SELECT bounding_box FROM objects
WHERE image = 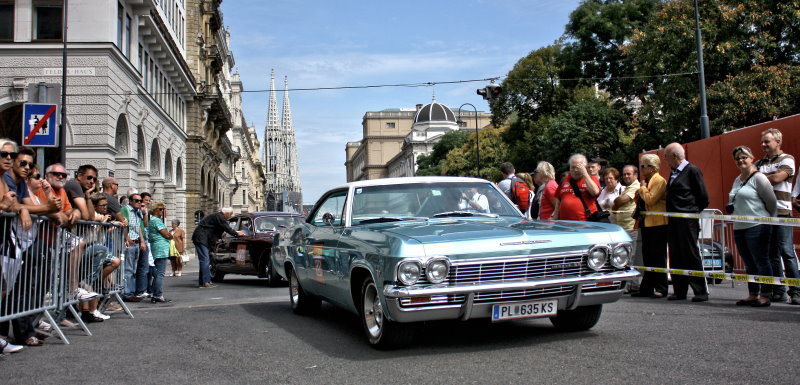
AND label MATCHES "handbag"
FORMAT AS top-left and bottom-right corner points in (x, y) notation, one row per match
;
(181, 252), (191, 264)
(570, 178), (610, 223)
